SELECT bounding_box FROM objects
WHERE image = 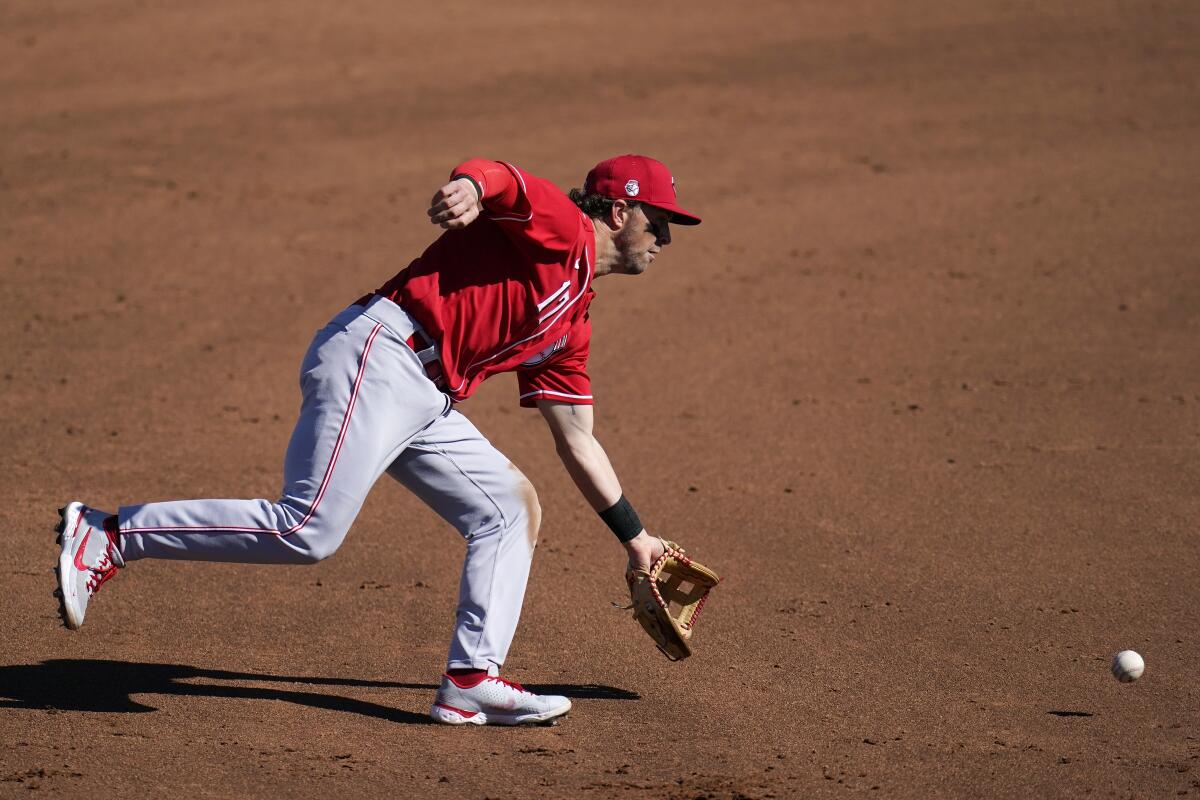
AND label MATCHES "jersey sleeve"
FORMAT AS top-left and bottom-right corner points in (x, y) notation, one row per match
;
(516, 325), (593, 408)
(451, 159), (584, 254)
